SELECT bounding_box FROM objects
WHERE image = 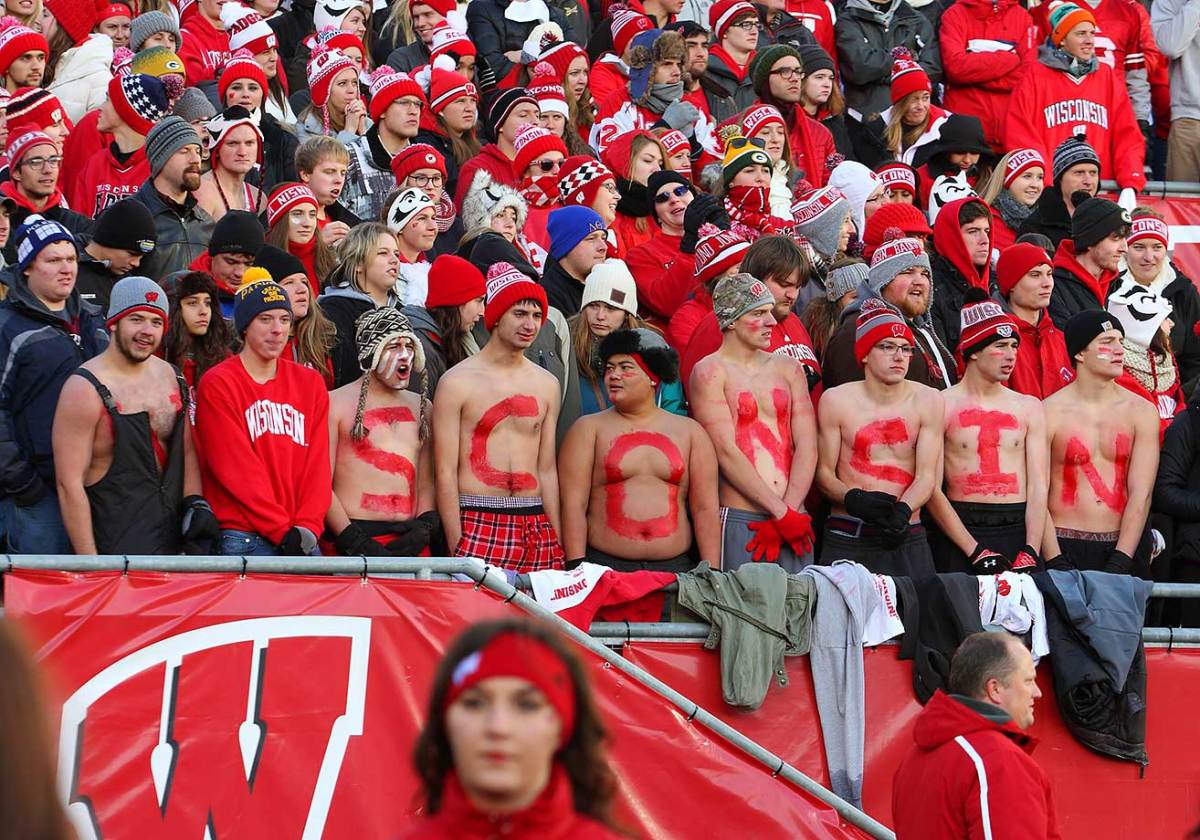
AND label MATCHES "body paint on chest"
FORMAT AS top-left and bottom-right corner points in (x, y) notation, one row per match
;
(351, 406), (417, 517)
(953, 408), (1020, 496)
(1060, 433), (1131, 512)
(849, 417), (914, 486)
(468, 395), (539, 491)
(603, 430), (685, 540)
(734, 388), (792, 475)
